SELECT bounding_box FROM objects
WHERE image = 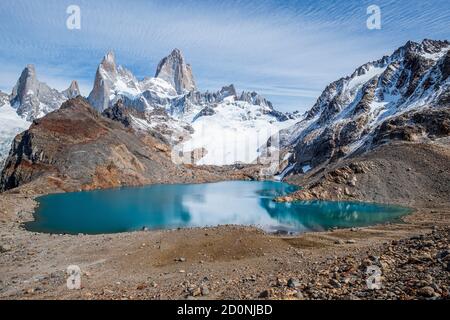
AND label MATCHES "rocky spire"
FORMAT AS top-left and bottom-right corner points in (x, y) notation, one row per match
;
(100, 51), (118, 78)
(10, 65), (66, 121)
(10, 64), (38, 107)
(63, 80), (81, 99)
(88, 51), (117, 112)
(238, 91), (274, 110)
(155, 49), (196, 94)
(219, 84), (237, 99)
